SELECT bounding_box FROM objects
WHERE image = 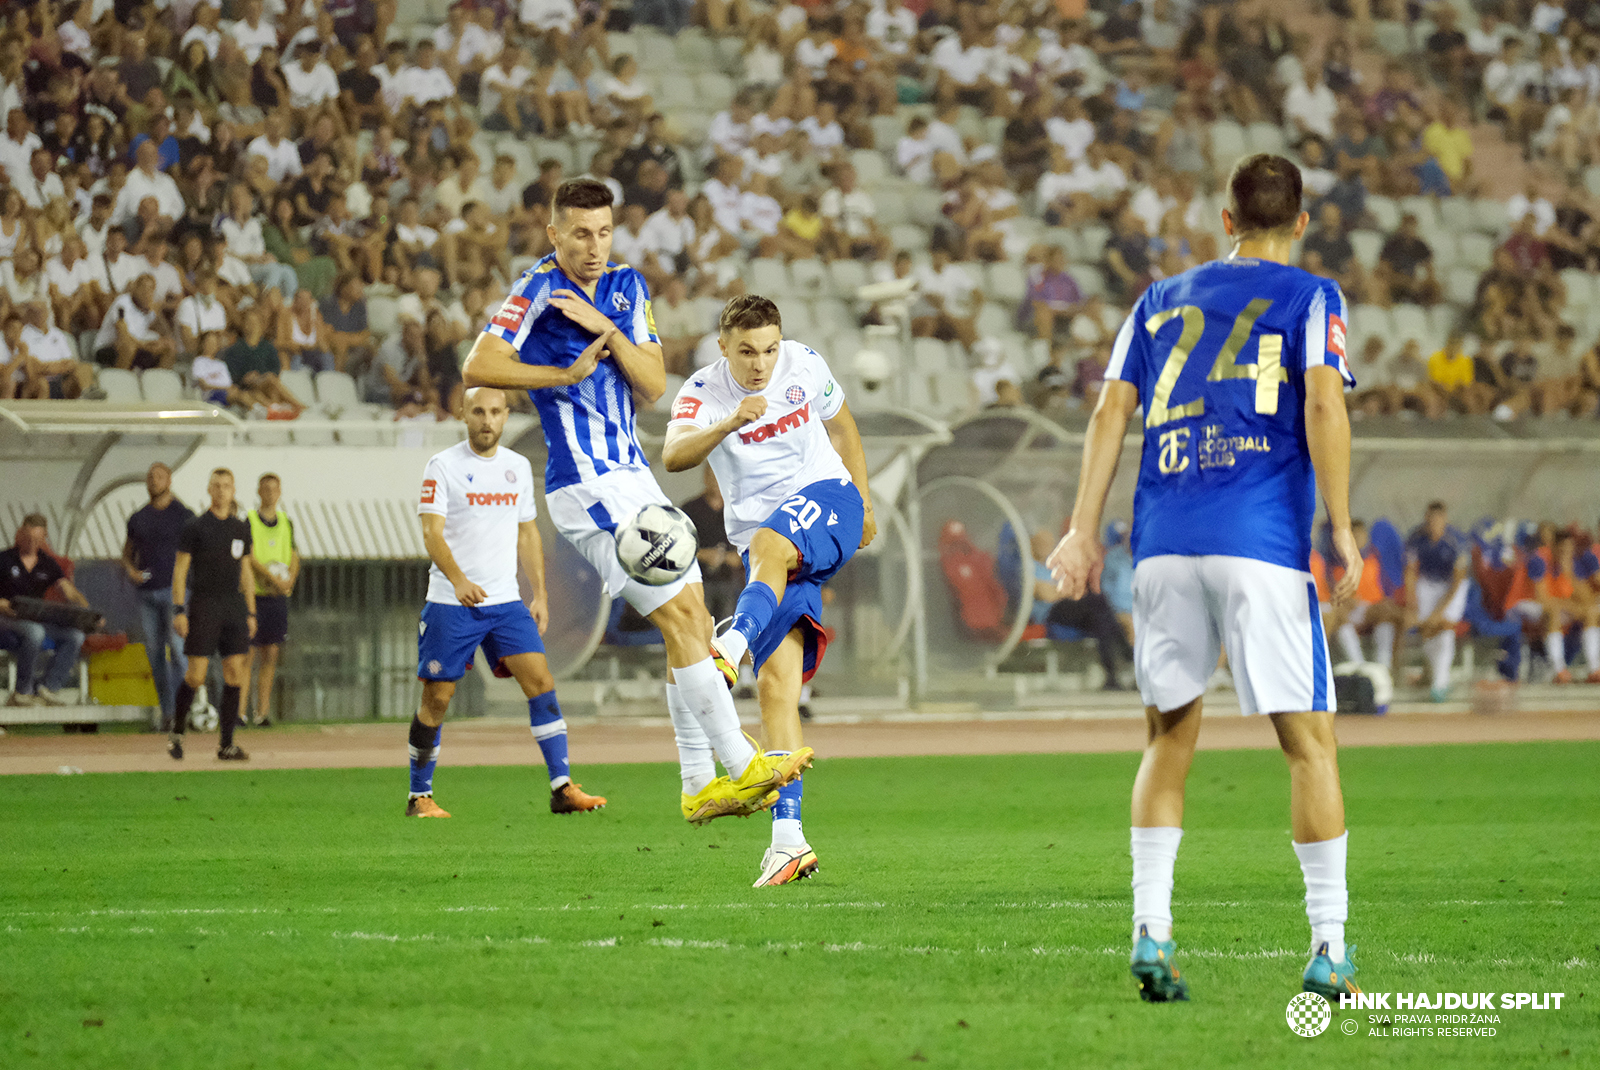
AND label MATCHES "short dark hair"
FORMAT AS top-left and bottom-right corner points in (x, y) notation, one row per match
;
(552, 178), (614, 217)
(1426, 500), (1447, 514)
(20, 512), (46, 530)
(719, 294), (782, 335)
(1225, 153), (1302, 238)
